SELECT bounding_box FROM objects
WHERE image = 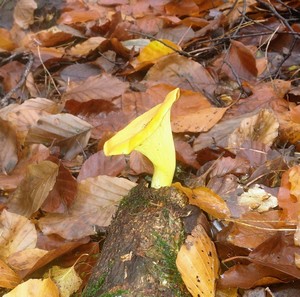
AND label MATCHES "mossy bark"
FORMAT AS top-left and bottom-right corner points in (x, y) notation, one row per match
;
(83, 183), (191, 297)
